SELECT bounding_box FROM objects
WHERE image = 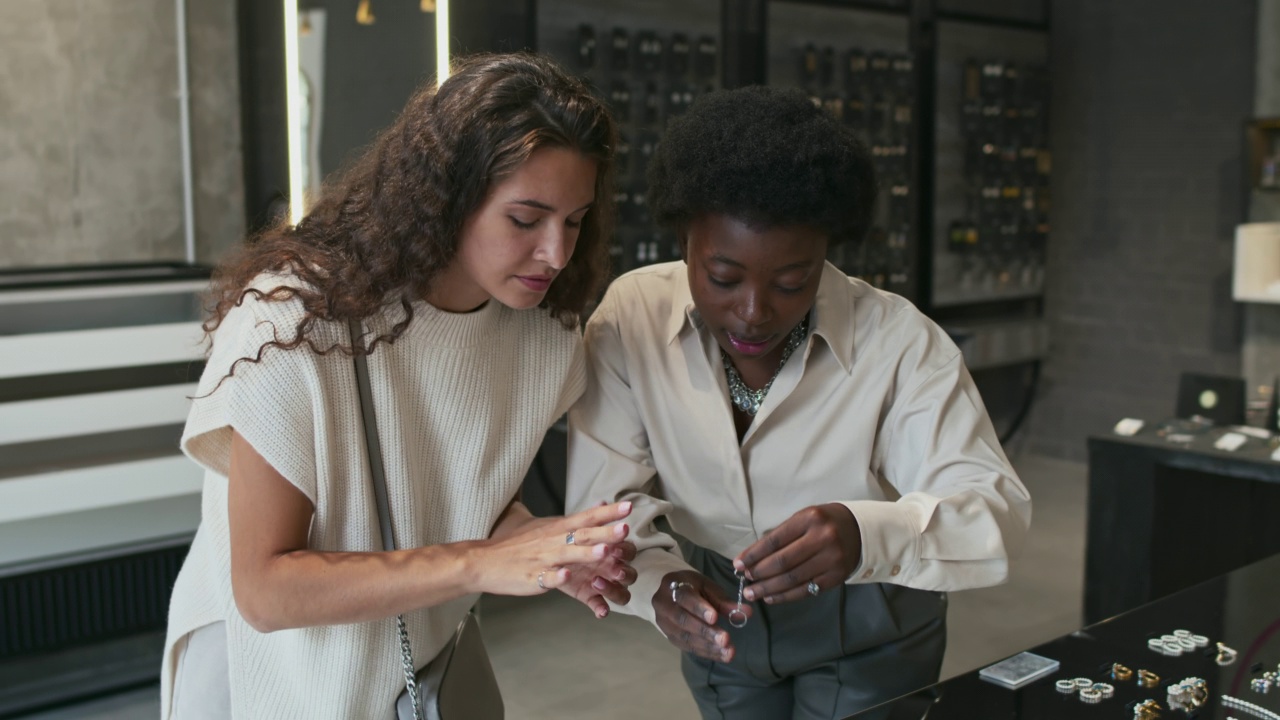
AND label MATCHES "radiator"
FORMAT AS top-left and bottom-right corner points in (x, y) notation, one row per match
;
(0, 537), (189, 659)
